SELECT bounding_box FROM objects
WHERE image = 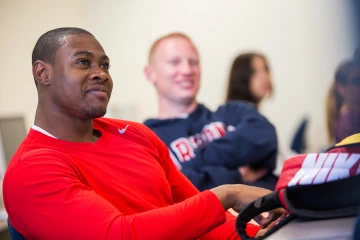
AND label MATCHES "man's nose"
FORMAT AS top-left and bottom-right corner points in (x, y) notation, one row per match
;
(179, 61), (193, 74)
(90, 65), (109, 82)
